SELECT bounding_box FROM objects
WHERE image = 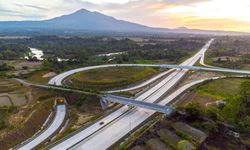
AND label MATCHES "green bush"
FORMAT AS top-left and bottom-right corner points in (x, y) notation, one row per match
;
(0, 120), (6, 130)
(177, 140), (195, 150)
